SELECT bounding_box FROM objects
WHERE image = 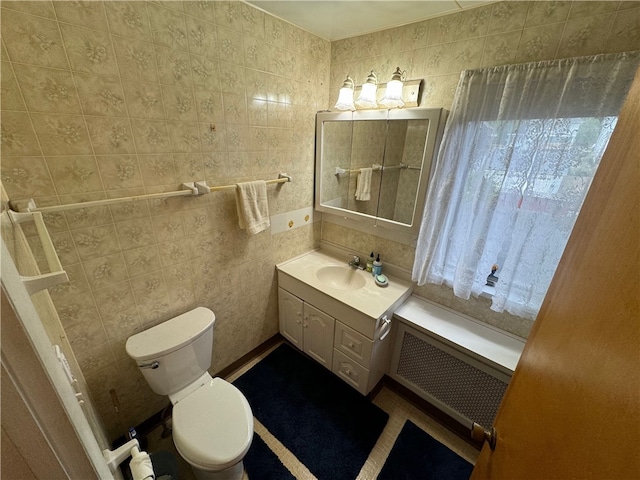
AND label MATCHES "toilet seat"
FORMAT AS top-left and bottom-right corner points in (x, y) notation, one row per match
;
(172, 377), (253, 471)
